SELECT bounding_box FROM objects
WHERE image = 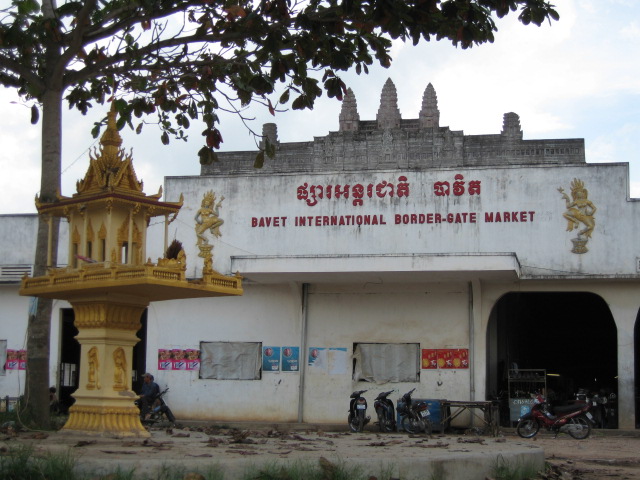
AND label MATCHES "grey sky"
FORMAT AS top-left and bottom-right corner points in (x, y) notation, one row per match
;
(1, 0), (638, 213)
